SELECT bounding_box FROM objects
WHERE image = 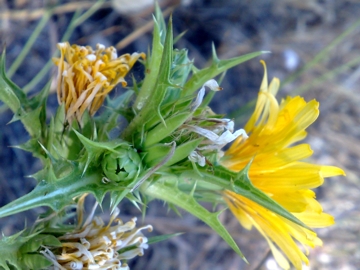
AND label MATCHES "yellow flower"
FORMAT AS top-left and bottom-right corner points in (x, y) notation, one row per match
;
(41, 194), (152, 270)
(221, 61), (345, 269)
(53, 42), (145, 123)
